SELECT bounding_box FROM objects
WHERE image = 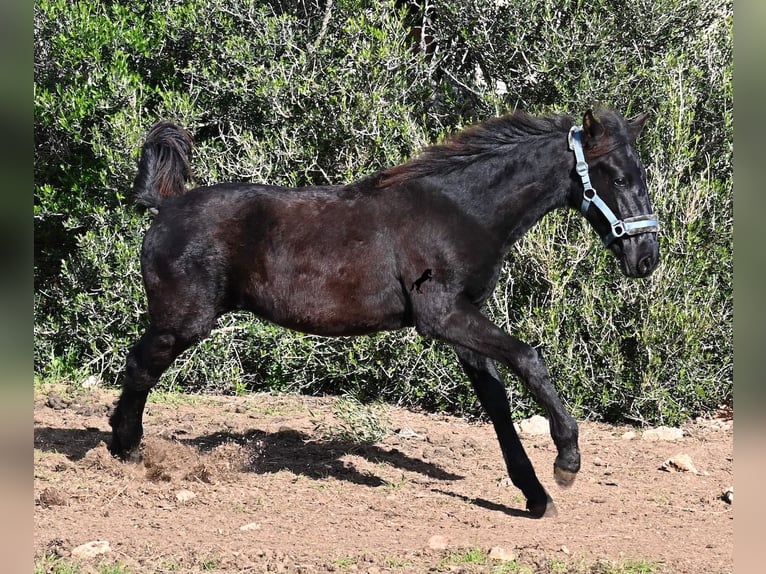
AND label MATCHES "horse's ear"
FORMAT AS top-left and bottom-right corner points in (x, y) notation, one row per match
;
(627, 112), (650, 141)
(582, 110), (604, 142)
